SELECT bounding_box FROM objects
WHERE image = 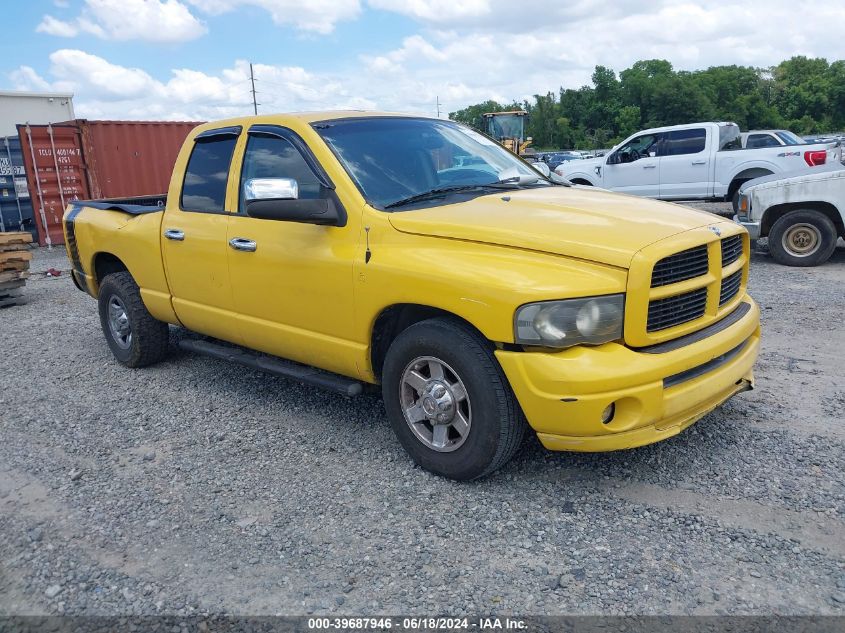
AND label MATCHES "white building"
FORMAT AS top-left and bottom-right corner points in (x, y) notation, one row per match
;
(0, 91), (75, 137)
